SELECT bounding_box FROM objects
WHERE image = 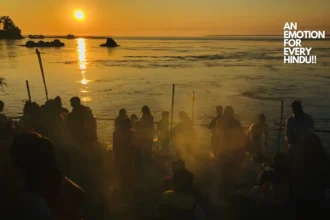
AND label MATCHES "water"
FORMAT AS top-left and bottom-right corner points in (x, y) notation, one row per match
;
(1, 36), (330, 151)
